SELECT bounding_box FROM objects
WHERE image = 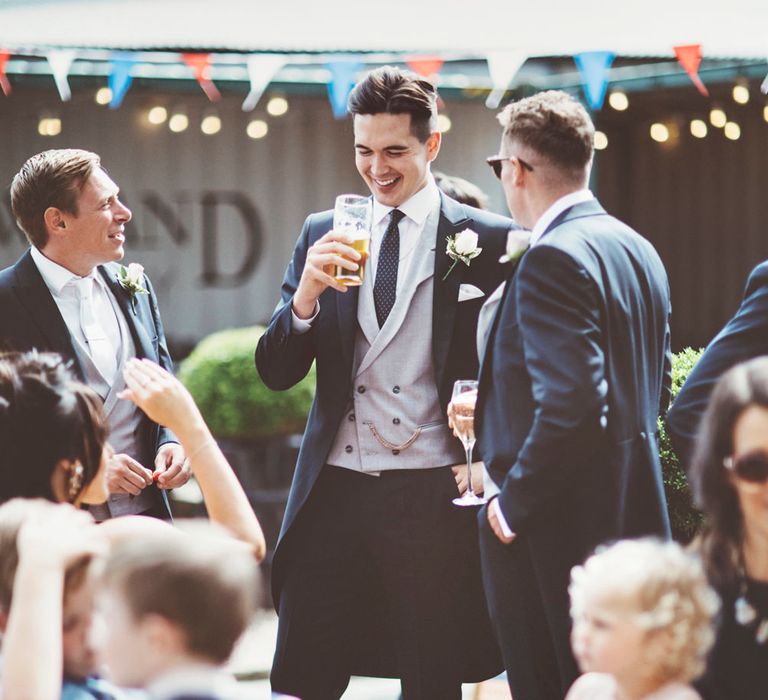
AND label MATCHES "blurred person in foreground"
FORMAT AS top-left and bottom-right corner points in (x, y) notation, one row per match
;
(0, 350), (265, 700)
(566, 539), (718, 700)
(689, 356), (768, 699)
